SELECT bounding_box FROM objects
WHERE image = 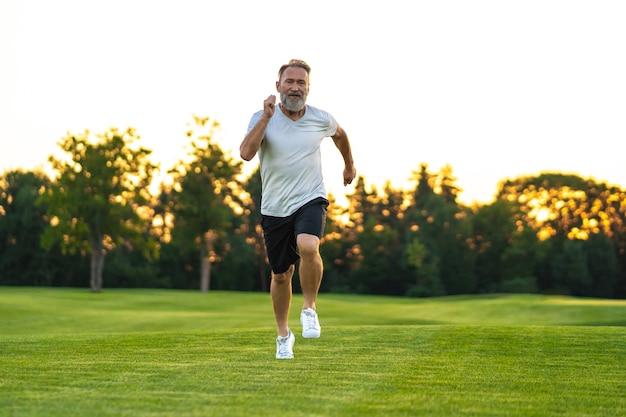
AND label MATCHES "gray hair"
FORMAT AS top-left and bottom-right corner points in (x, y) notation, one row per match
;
(278, 59), (311, 81)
